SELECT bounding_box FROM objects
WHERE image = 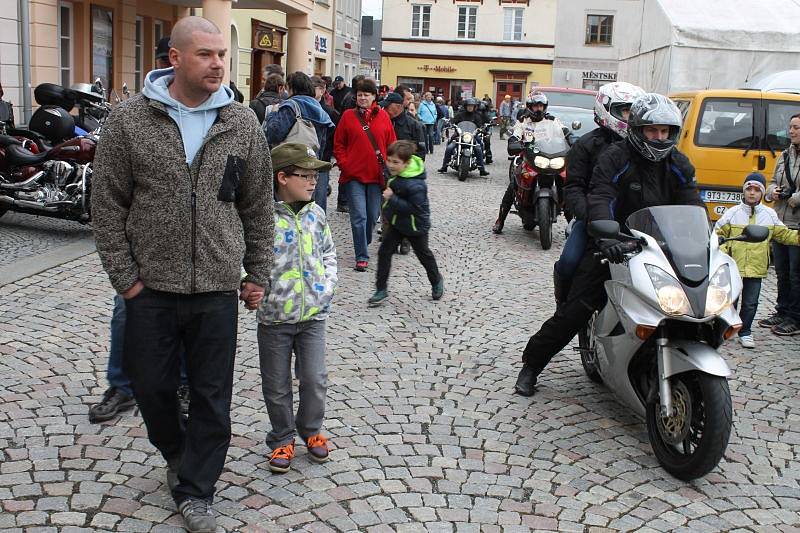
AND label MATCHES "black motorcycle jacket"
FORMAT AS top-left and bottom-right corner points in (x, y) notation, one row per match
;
(452, 110), (486, 128)
(392, 110), (427, 160)
(588, 141), (704, 225)
(564, 127), (621, 221)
